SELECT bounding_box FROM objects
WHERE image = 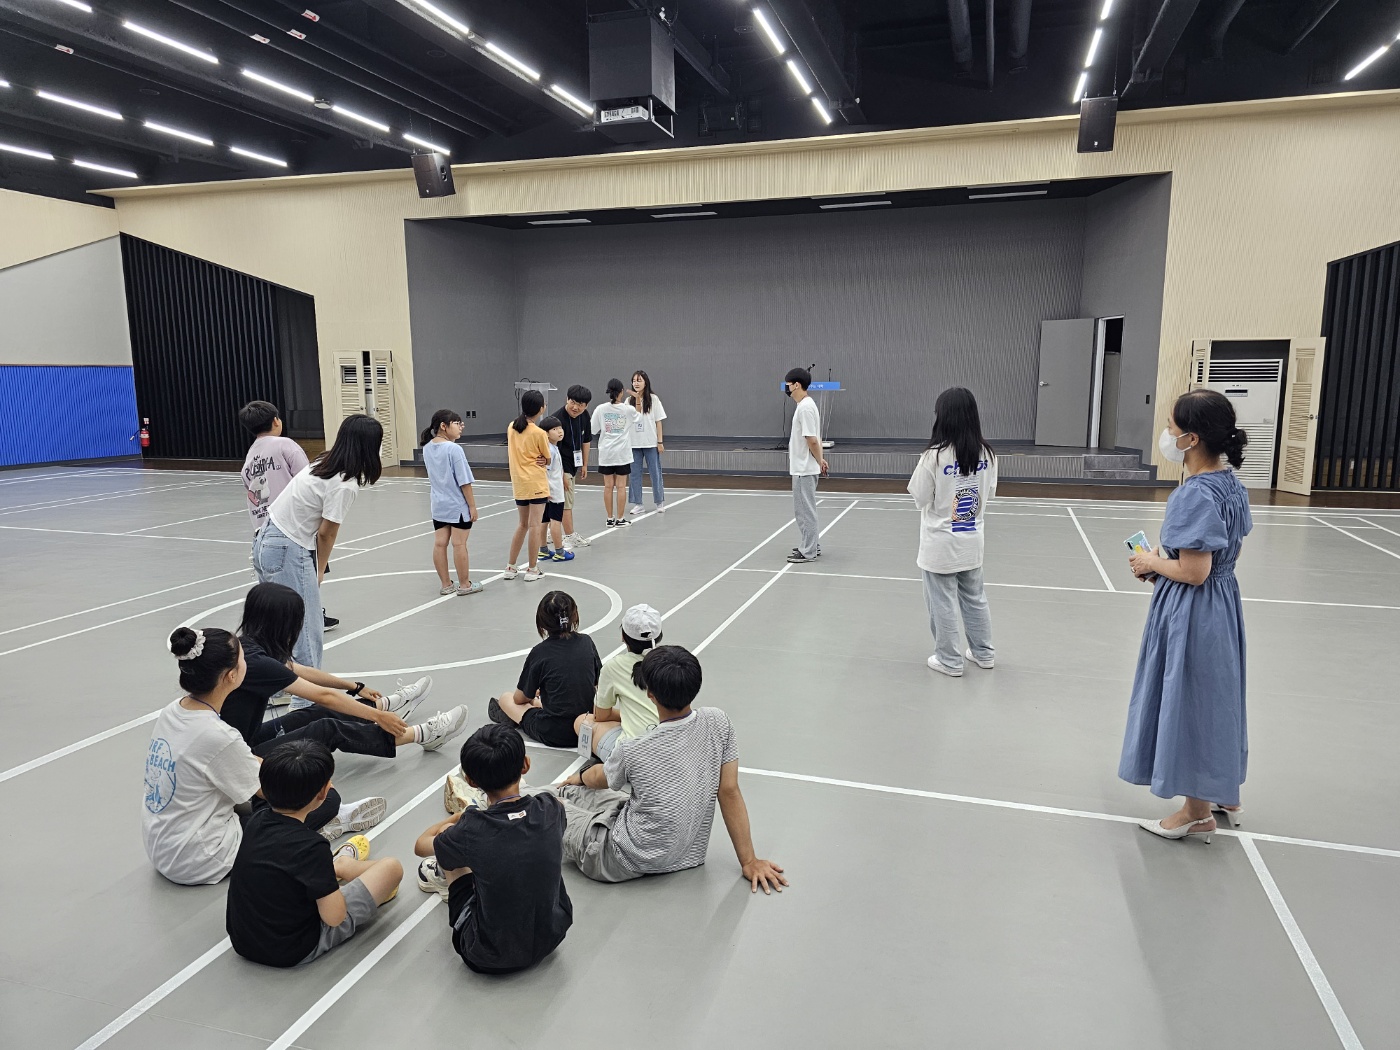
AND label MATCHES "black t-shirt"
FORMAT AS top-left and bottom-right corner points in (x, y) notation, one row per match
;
(556, 406), (592, 477)
(436, 793), (572, 973)
(517, 633), (602, 746)
(226, 808), (339, 967)
(221, 638), (298, 744)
